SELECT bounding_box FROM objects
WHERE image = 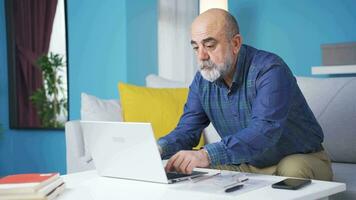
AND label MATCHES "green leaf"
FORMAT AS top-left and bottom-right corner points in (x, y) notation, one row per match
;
(30, 52), (67, 128)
